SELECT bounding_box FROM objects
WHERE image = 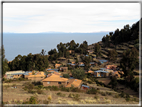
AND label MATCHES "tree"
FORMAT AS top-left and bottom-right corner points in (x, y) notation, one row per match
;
(108, 49), (118, 62)
(108, 76), (118, 89)
(1, 46), (9, 77)
(120, 47), (139, 78)
(40, 49), (46, 56)
(94, 43), (101, 57)
(63, 74), (70, 78)
(83, 56), (91, 70)
(71, 68), (85, 80)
